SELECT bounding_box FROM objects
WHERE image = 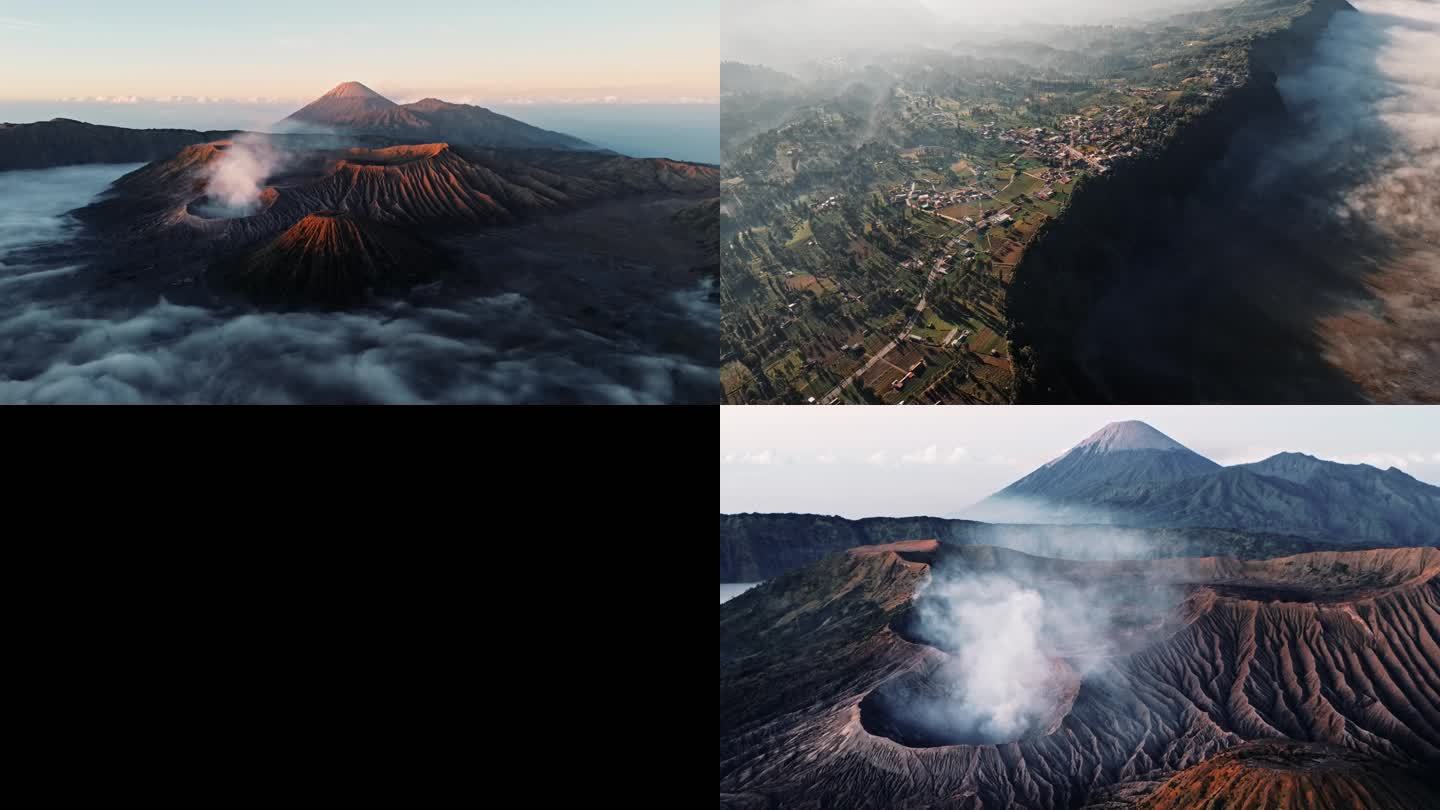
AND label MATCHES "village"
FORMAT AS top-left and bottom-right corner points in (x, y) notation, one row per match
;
(722, 41), (1255, 405)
